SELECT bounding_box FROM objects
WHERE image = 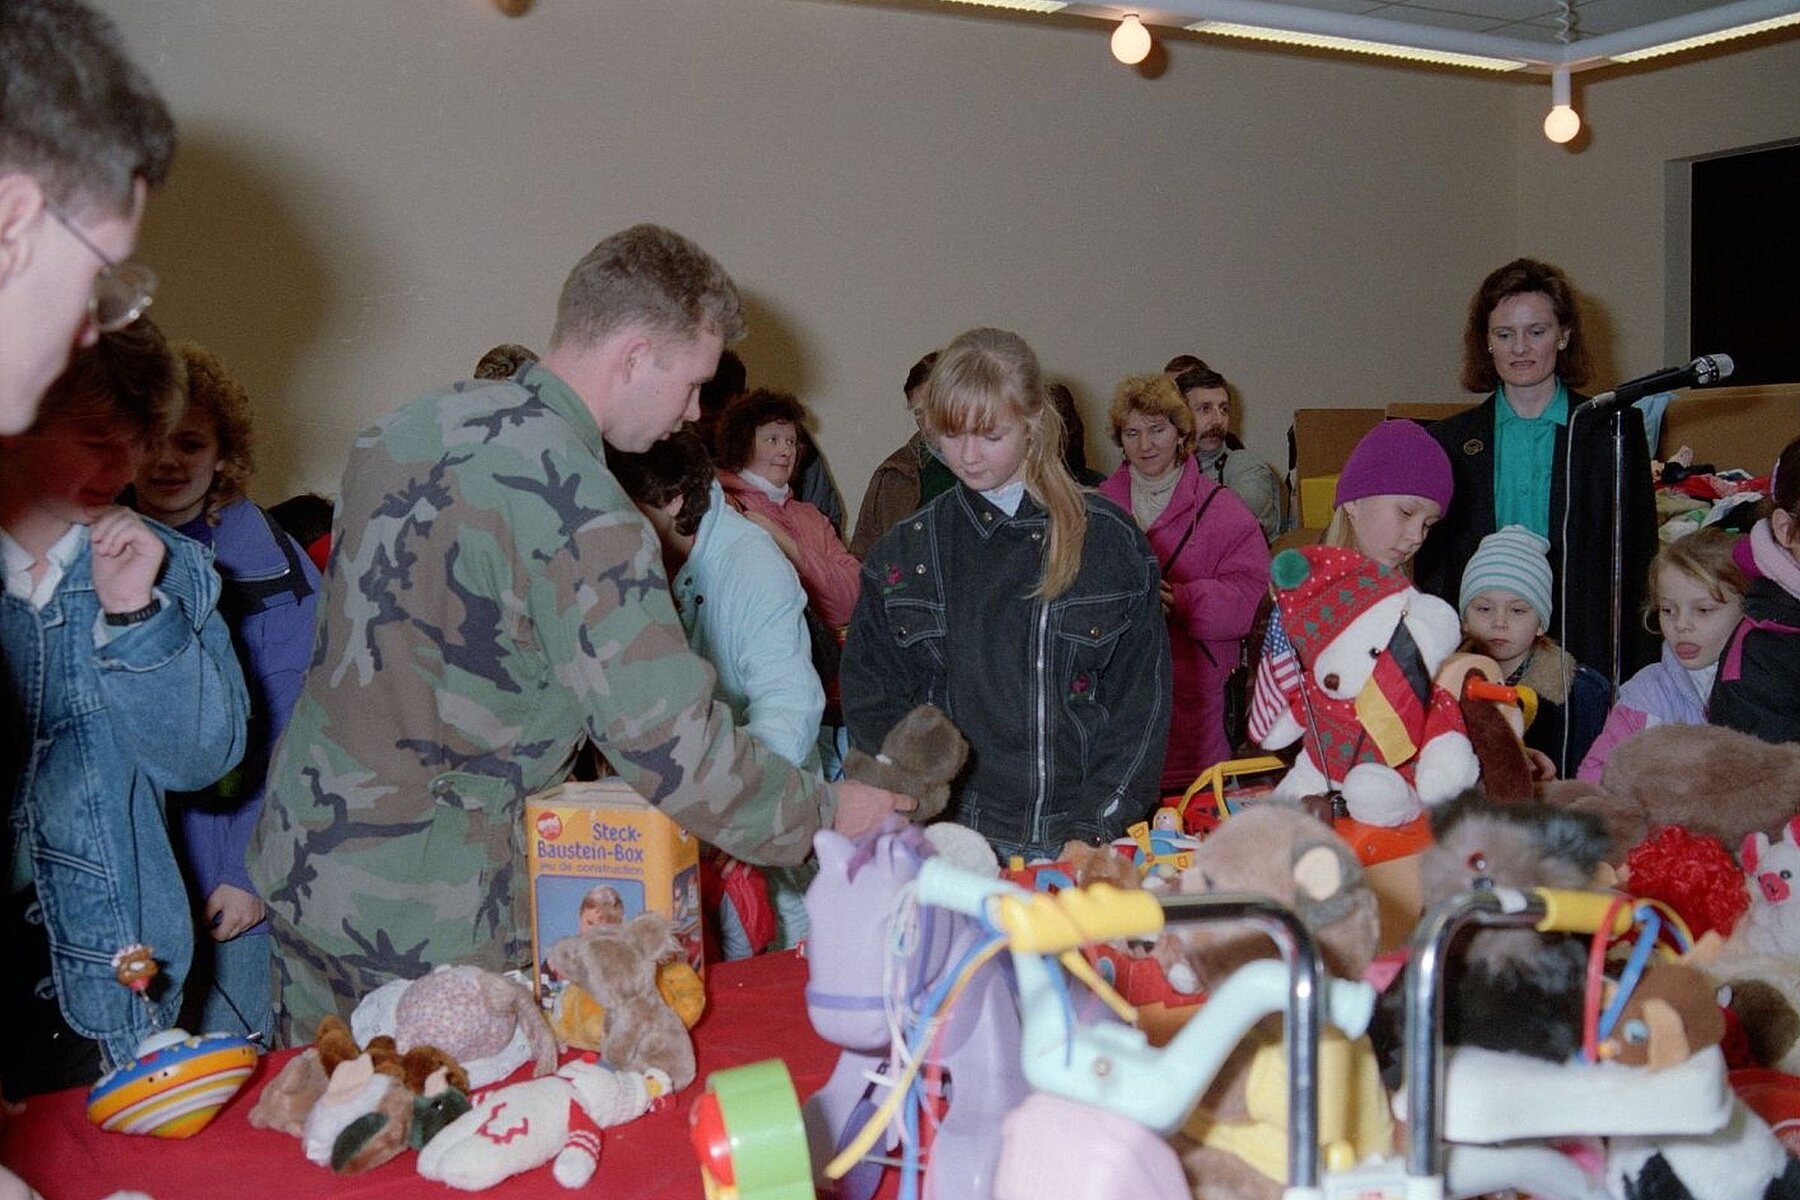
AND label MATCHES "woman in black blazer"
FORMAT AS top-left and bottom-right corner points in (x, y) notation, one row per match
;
(1415, 258), (1658, 689)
